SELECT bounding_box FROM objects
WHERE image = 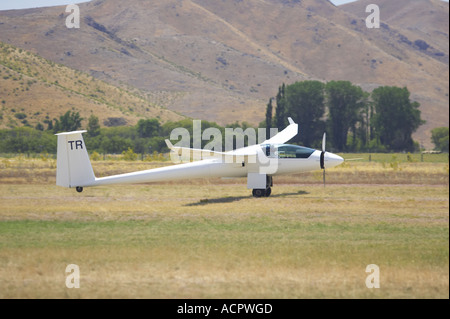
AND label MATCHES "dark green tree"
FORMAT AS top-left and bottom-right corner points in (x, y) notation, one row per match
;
(44, 119), (53, 131)
(371, 86), (424, 152)
(53, 111), (83, 133)
(100, 135), (133, 154)
(431, 127), (449, 152)
(274, 84), (287, 130)
(265, 98), (273, 140)
(137, 118), (161, 138)
(87, 114), (101, 137)
(35, 122), (44, 131)
(285, 80), (326, 147)
(360, 100), (375, 150)
(325, 81), (367, 151)
(0, 127), (56, 153)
